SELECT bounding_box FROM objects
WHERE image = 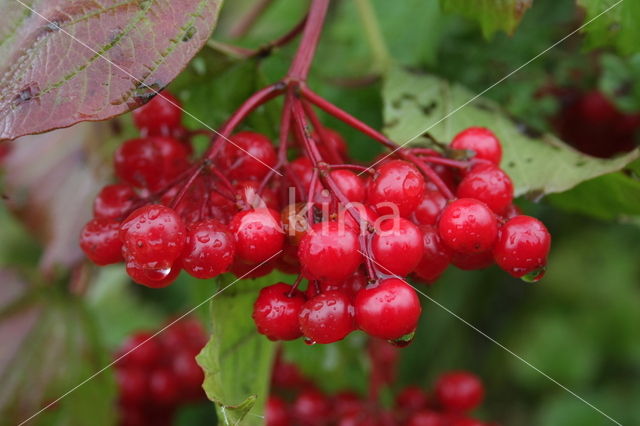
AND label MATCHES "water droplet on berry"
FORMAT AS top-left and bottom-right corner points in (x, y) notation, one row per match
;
(303, 337), (316, 345)
(388, 330), (415, 347)
(521, 266), (546, 283)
